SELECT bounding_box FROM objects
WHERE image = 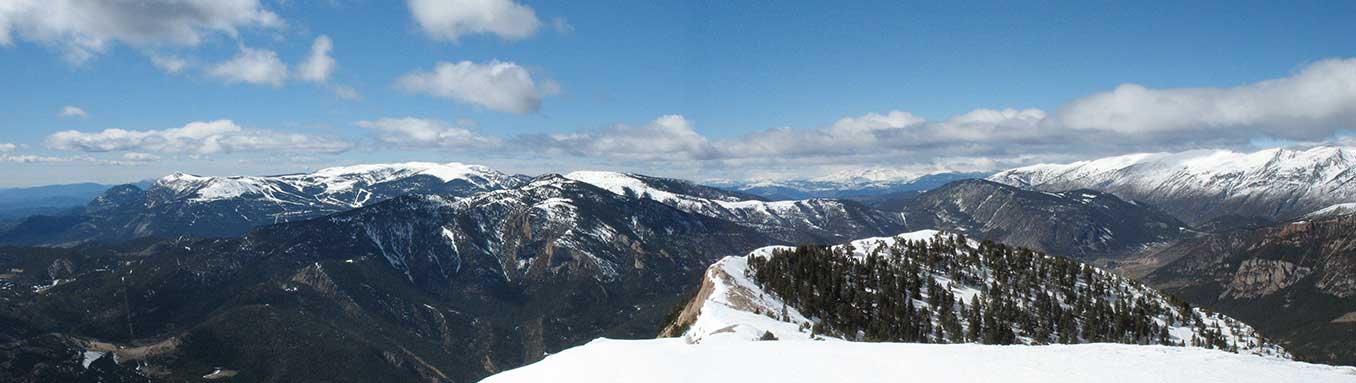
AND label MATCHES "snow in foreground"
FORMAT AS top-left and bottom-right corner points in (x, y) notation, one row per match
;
(482, 339), (1355, 383)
